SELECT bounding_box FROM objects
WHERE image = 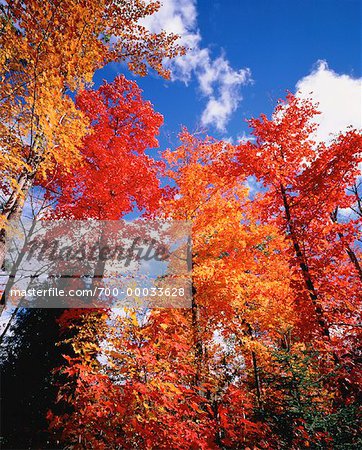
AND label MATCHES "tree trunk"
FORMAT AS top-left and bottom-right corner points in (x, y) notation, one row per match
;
(0, 151), (43, 315)
(187, 236), (203, 387)
(251, 350), (262, 409)
(330, 209), (362, 283)
(280, 183), (332, 340)
(0, 219), (38, 319)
